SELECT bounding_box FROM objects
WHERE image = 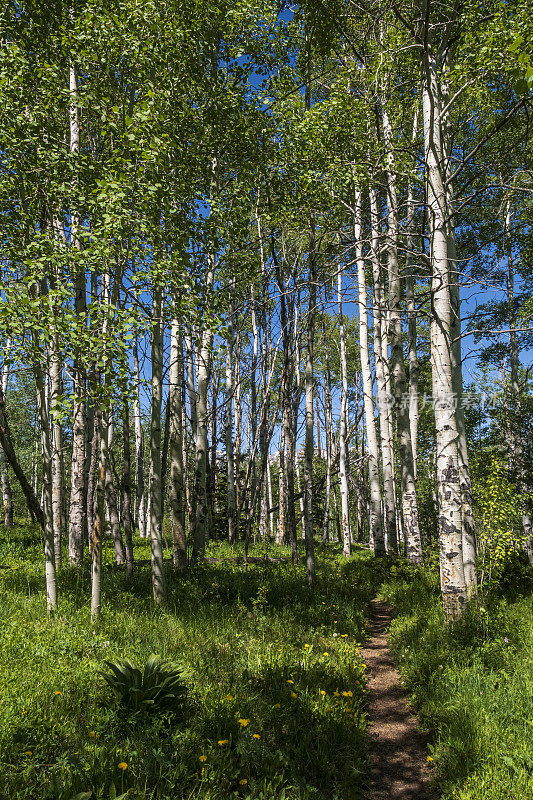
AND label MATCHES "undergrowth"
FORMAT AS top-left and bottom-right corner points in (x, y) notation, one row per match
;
(0, 524), (383, 800)
(380, 555), (533, 800)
